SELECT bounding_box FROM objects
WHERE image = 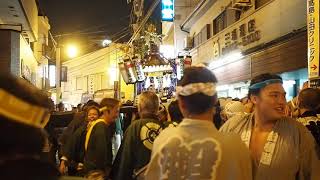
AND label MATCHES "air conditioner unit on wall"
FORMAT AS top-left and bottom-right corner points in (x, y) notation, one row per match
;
(183, 36), (193, 50)
(232, 0), (252, 8)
